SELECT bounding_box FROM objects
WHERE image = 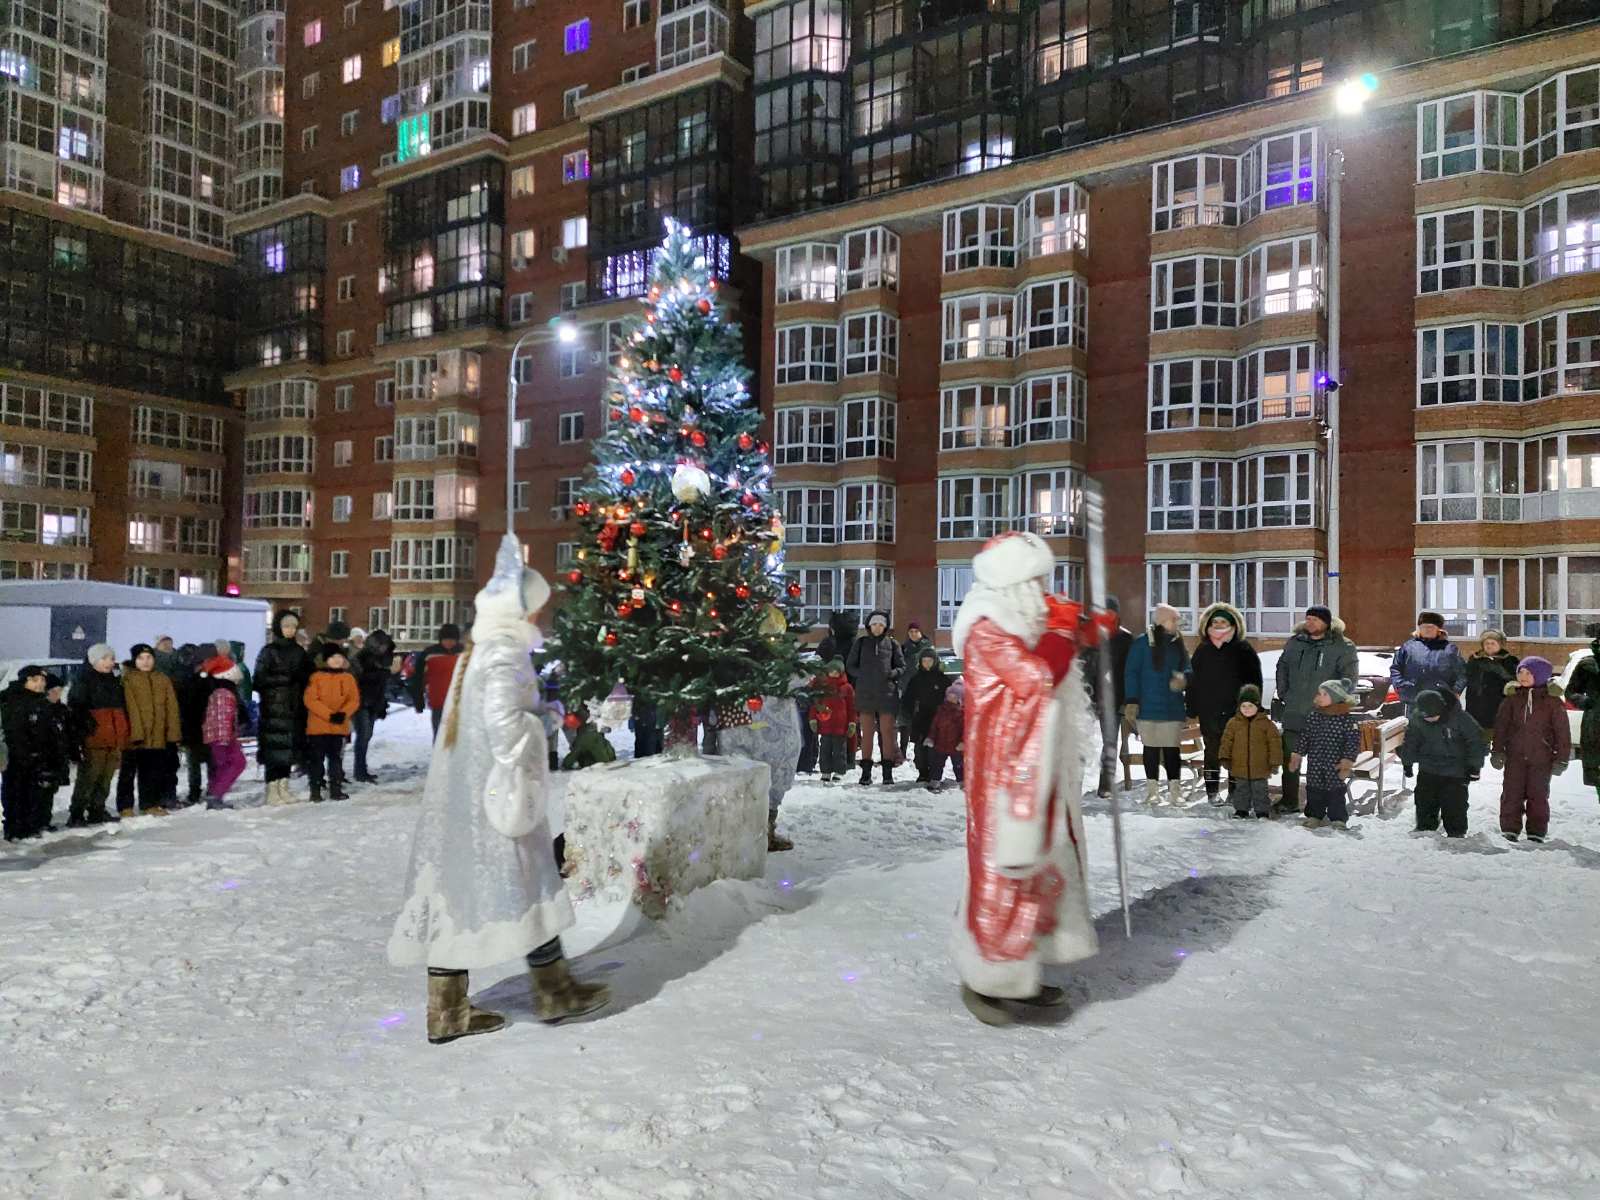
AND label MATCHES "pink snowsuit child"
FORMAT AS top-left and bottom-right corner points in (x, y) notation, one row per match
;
(201, 656), (247, 810)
